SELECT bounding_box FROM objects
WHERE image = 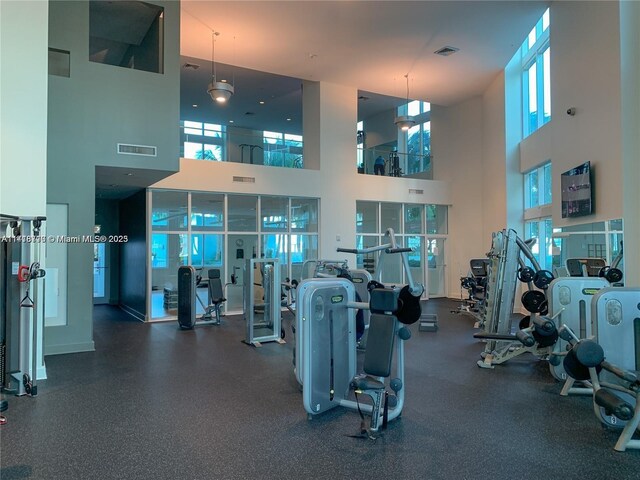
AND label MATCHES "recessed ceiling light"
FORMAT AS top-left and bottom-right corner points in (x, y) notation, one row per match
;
(229, 120), (234, 123)
(286, 118), (291, 121)
(125, 173), (134, 176)
(192, 104), (198, 108)
(259, 101), (265, 105)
